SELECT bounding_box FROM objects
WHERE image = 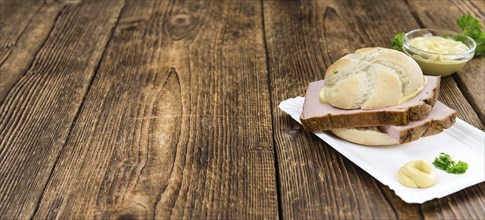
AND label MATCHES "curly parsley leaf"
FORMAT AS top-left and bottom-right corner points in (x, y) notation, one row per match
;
(457, 14), (485, 55)
(391, 32), (405, 52)
(433, 152), (455, 170)
(433, 152), (468, 174)
(446, 161), (469, 174)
